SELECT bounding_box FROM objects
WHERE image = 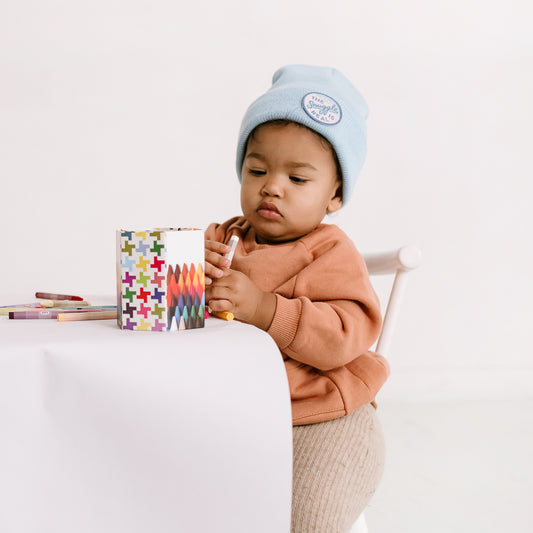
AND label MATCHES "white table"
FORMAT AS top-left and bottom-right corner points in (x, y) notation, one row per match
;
(0, 296), (292, 533)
